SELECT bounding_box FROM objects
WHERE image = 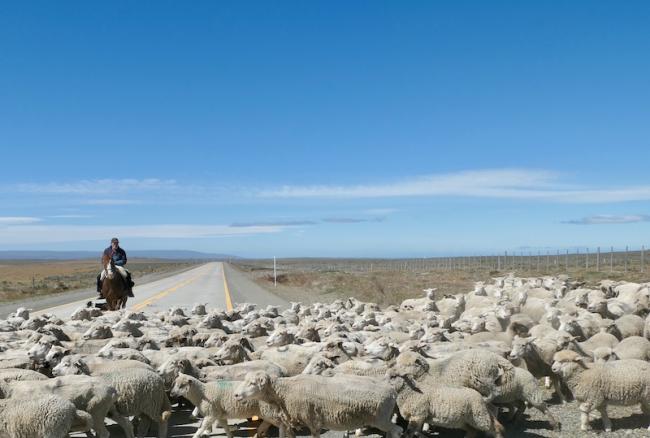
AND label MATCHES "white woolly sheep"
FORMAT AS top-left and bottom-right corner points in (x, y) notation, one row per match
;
(0, 394), (92, 438)
(552, 349), (650, 431)
(171, 373), (275, 438)
(234, 371), (402, 438)
(387, 371), (504, 438)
